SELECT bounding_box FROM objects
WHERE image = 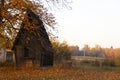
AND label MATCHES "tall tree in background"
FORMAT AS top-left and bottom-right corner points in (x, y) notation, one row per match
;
(0, 0), (71, 49)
